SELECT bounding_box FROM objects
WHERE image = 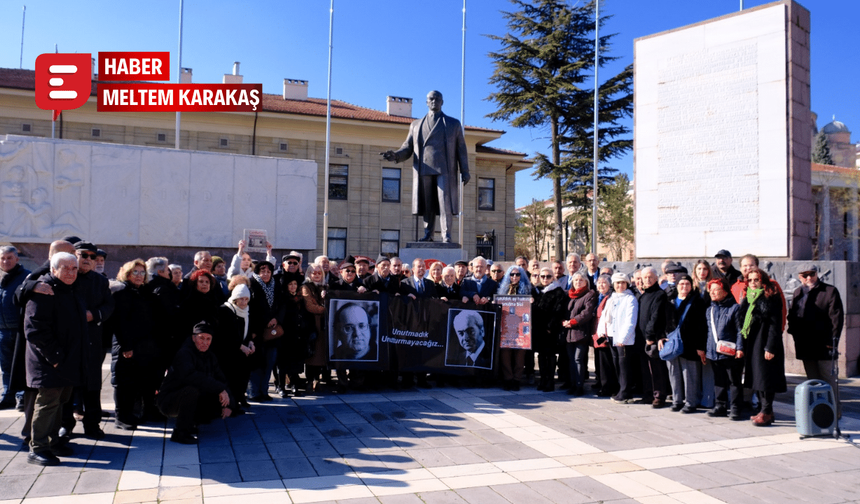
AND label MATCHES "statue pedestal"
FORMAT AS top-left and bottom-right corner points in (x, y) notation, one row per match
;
(399, 242), (467, 266)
